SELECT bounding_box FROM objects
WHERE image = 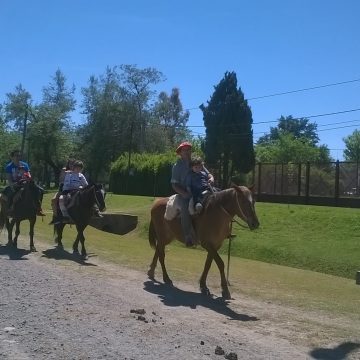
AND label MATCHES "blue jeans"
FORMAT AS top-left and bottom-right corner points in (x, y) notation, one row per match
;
(178, 196), (195, 242)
